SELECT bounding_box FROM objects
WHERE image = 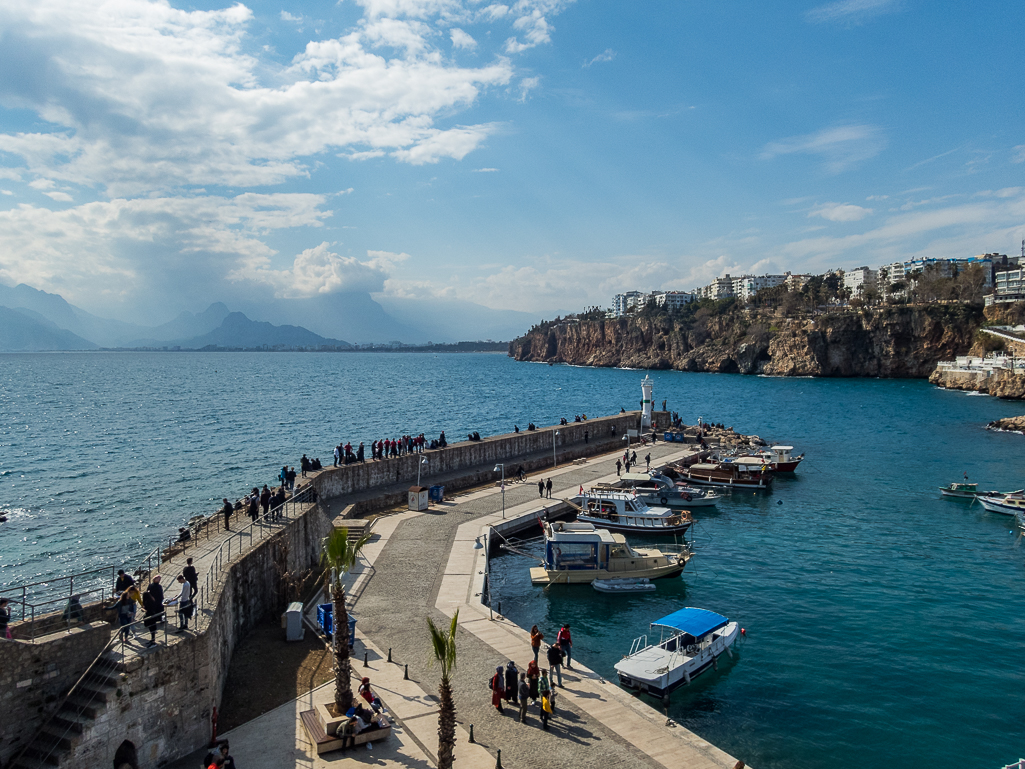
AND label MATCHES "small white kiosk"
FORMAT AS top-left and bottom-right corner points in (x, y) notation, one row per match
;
(641, 374), (654, 429)
(408, 485), (429, 512)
